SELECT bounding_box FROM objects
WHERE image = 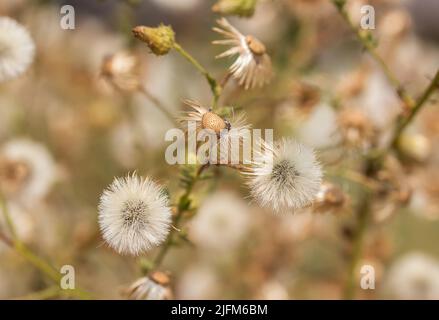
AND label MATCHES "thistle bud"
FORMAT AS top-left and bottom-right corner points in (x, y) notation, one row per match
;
(212, 0), (257, 17)
(132, 24), (175, 56)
